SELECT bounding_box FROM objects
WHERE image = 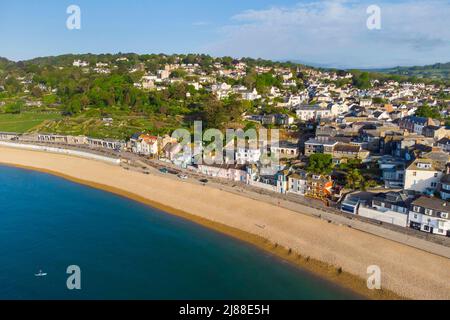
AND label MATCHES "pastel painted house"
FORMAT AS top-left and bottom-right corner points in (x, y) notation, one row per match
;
(288, 170), (333, 200)
(130, 133), (159, 156)
(197, 164), (248, 182)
